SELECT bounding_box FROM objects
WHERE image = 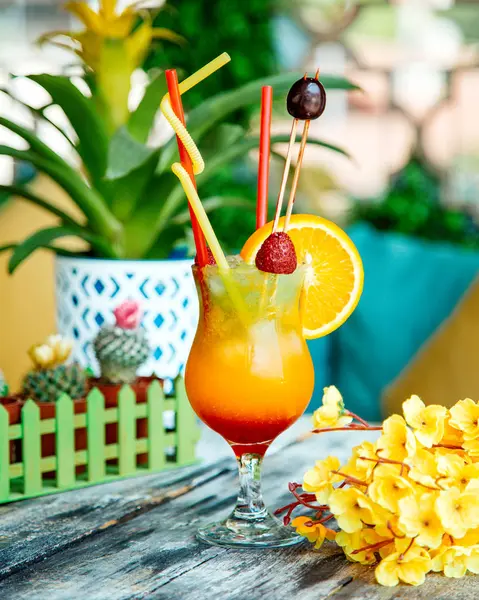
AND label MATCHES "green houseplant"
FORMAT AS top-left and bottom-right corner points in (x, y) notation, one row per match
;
(0, 0), (356, 378)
